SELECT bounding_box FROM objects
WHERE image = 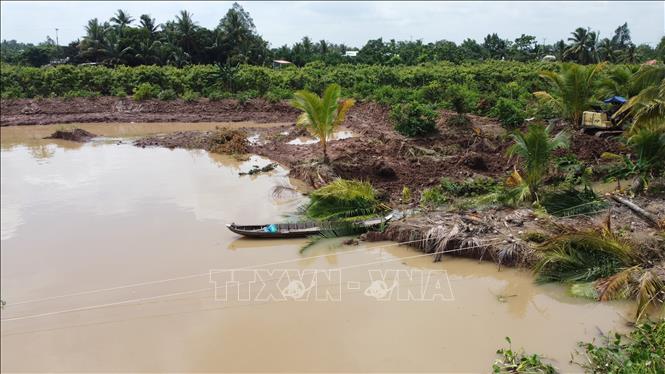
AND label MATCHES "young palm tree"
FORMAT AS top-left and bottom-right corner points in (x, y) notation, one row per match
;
(614, 64), (665, 133)
(291, 84), (356, 164)
(507, 124), (570, 201)
(598, 66), (638, 98)
(534, 62), (606, 127)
